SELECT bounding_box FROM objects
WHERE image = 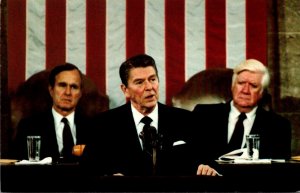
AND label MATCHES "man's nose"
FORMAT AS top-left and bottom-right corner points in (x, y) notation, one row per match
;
(242, 83), (250, 93)
(144, 81), (153, 89)
(65, 86), (72, 94)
